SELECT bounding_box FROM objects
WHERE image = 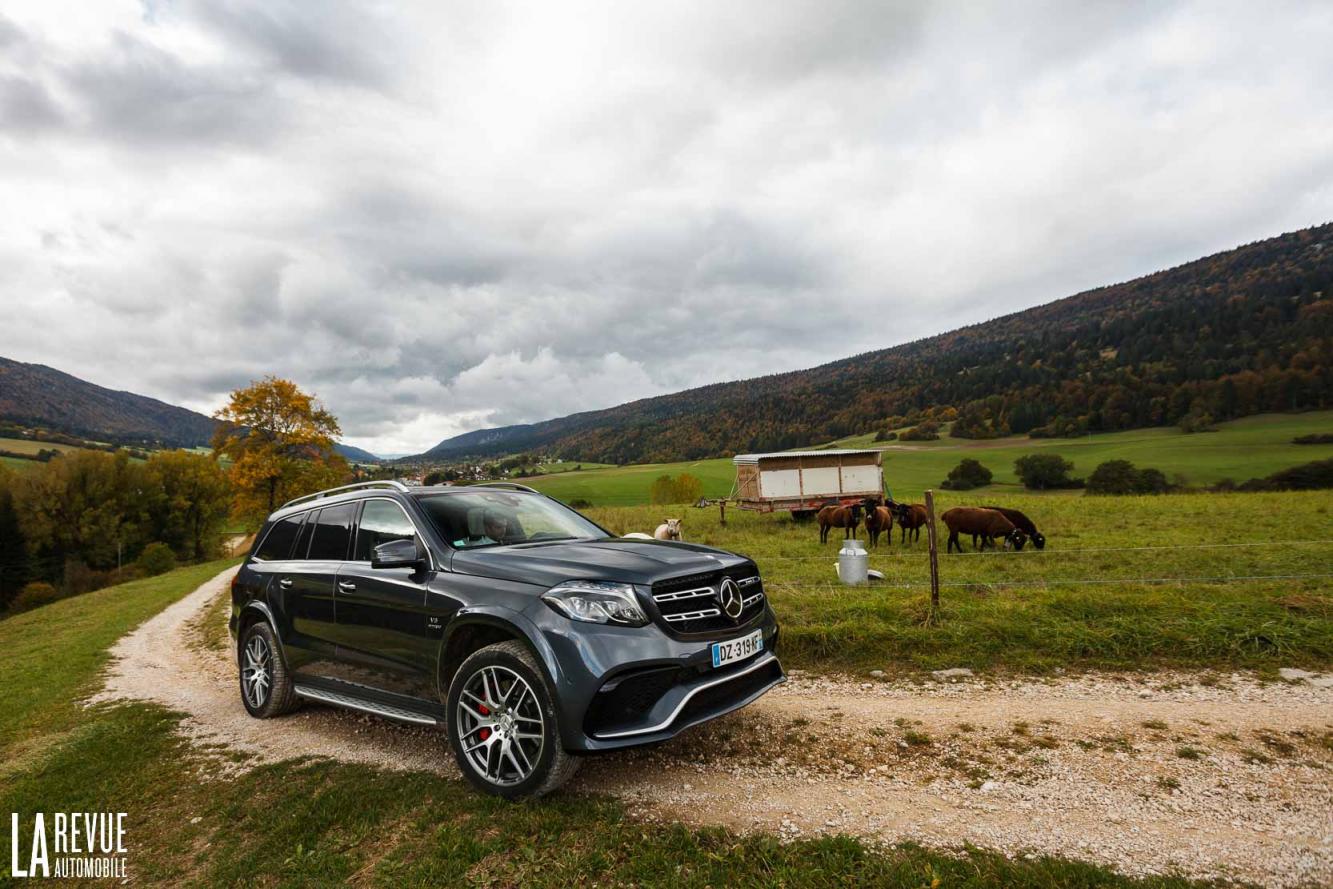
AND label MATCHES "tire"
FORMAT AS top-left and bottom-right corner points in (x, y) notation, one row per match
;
(238, 620), (299, 718)
(446, 640), (579, 799)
